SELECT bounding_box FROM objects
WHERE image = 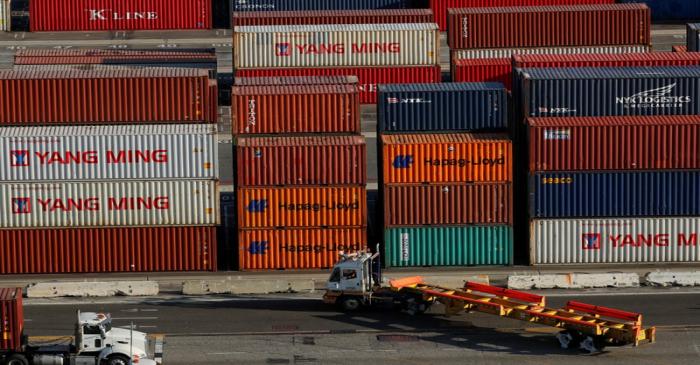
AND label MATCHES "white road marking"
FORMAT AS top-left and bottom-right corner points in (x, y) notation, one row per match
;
(112, 317), (159, 320)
